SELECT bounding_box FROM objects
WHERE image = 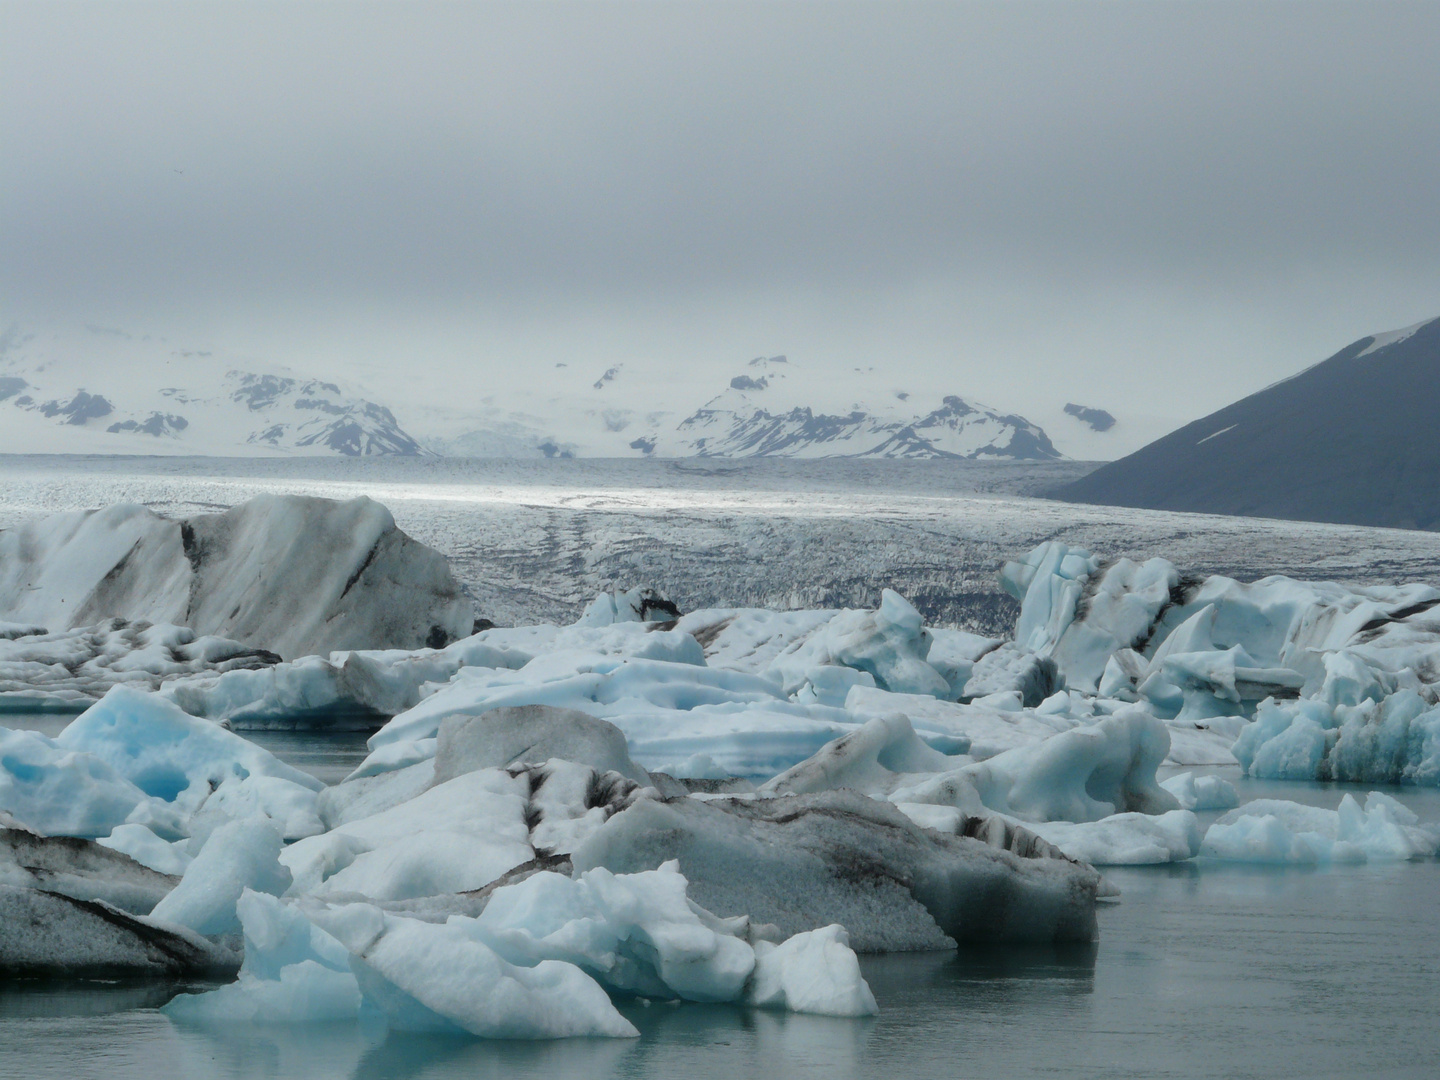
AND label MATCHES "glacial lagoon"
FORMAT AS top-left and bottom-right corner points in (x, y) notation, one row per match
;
(3, 717), (1437, 1080)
